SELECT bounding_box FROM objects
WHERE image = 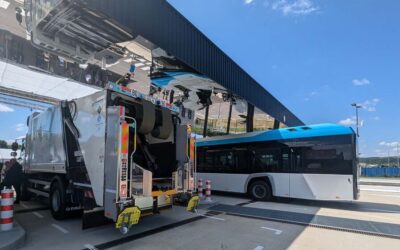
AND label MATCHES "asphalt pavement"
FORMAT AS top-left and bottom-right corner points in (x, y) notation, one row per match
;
(8, 187), (399, 250)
